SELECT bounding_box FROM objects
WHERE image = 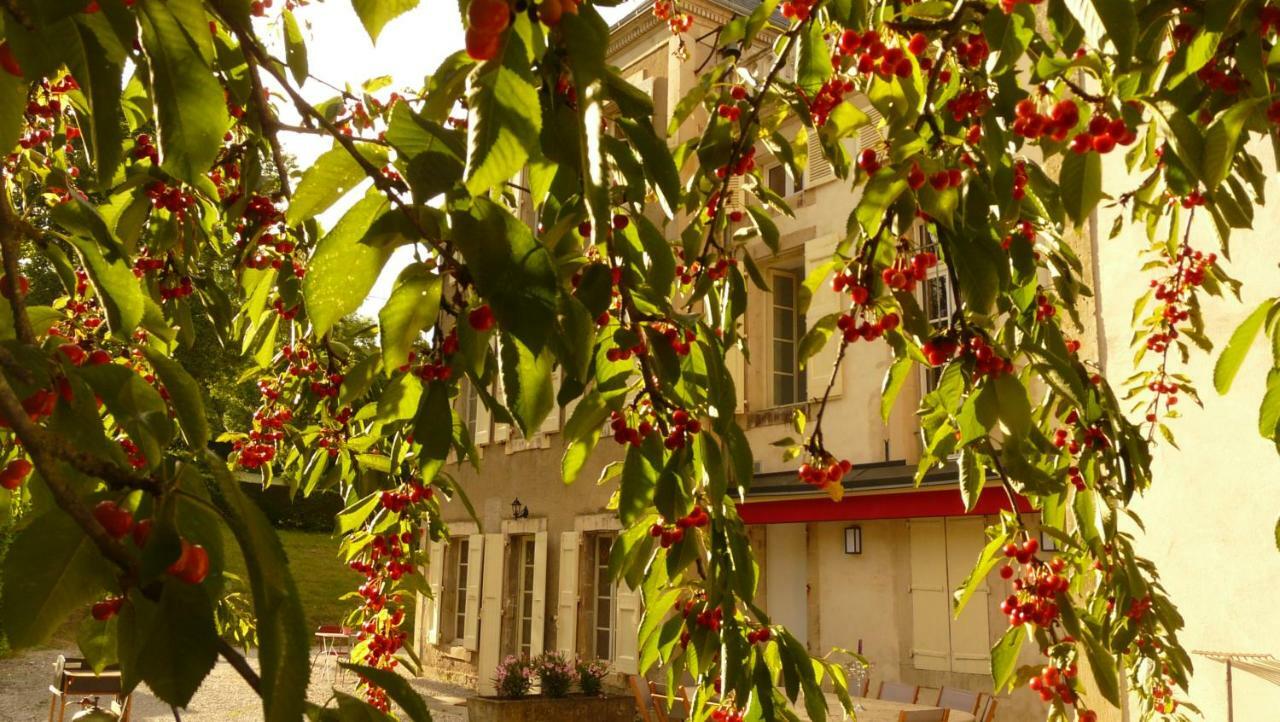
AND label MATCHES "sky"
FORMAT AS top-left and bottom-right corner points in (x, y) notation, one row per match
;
(264, 0), (644, 316)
